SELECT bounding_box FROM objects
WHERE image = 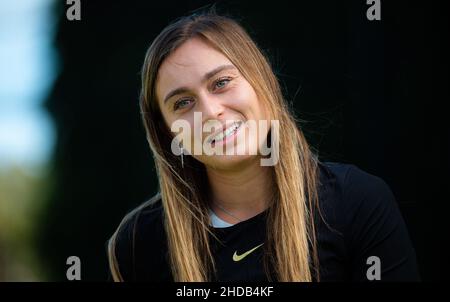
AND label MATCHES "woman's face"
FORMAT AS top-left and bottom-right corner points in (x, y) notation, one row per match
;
(156, 37), (270, 170)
